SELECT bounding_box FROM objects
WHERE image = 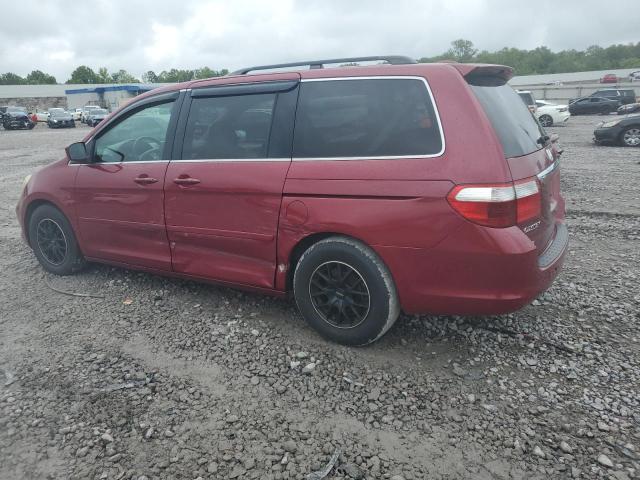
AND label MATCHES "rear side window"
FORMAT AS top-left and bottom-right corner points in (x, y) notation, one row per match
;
(470, 83), (545, 158)
(293, 78), (443, 158)
(182, 94), (276, 159)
